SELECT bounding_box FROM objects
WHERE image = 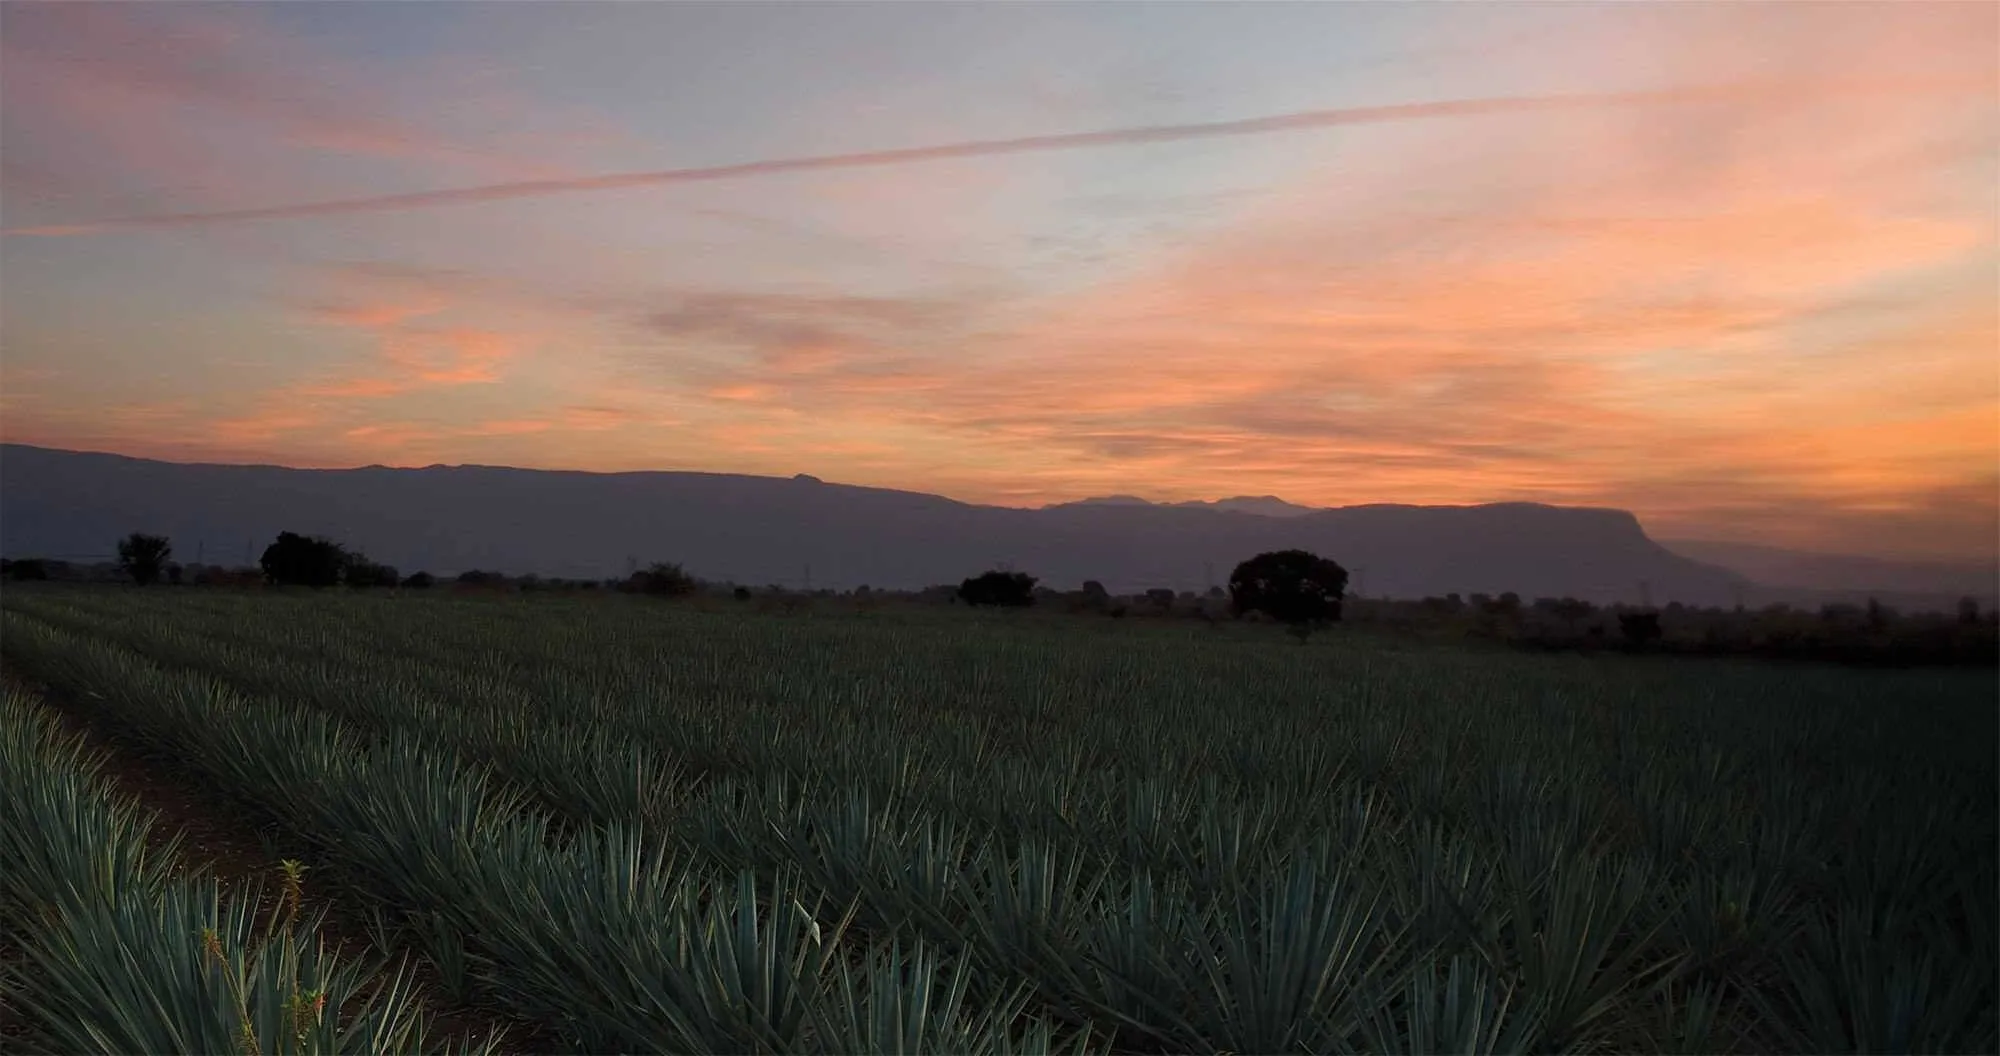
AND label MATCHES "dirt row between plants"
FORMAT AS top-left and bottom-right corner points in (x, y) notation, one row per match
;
(0, 664), (544, 1054)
